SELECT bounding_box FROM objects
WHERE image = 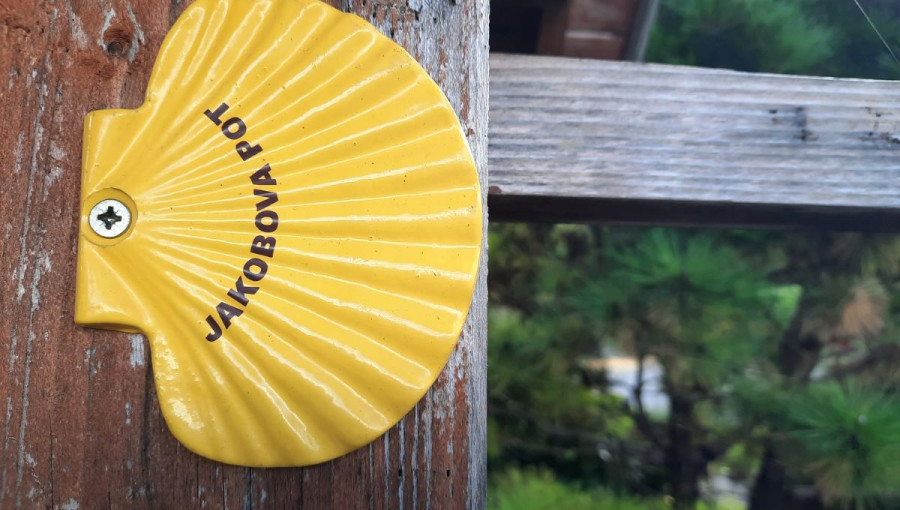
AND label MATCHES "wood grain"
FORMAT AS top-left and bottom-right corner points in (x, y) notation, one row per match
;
(0, 0), (488, 508)
(490, 54), (900, 230)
